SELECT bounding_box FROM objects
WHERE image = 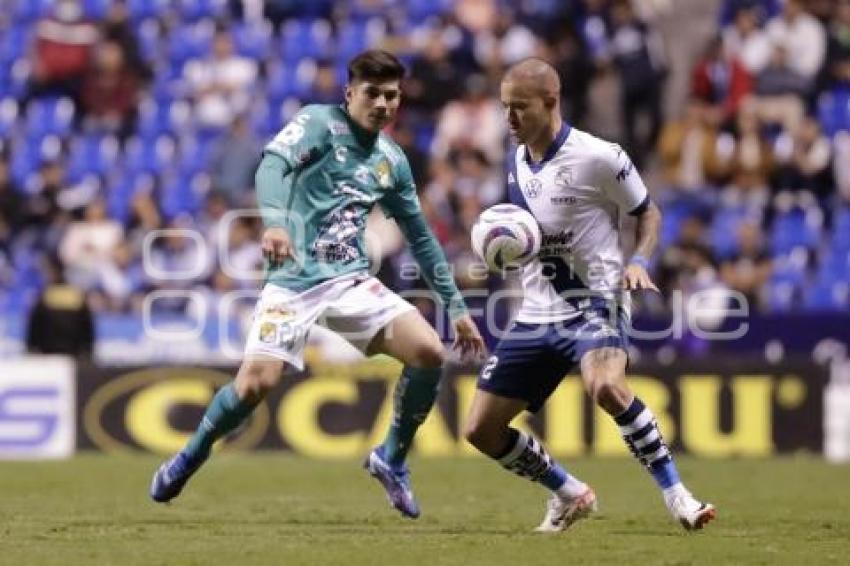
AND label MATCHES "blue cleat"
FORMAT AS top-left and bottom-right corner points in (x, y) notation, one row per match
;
(149, 452), (204, 503)
(363, 446), (420, 519)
